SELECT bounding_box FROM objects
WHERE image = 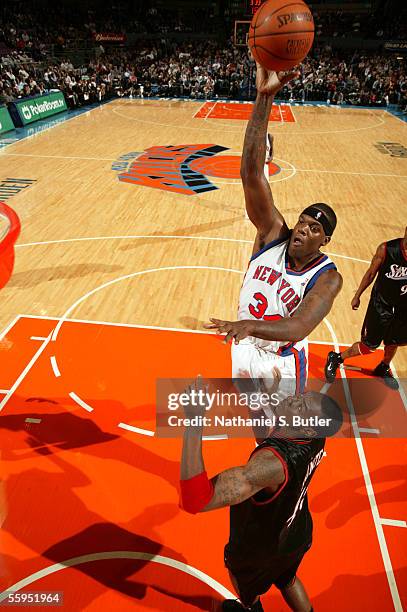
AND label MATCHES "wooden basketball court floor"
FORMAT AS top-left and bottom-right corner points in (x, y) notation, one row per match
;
(0, 99), (406, 610)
